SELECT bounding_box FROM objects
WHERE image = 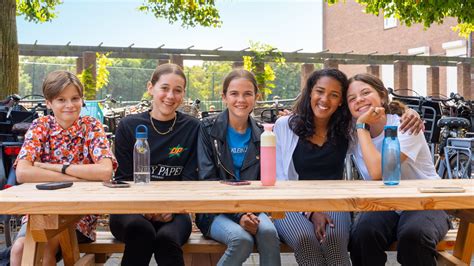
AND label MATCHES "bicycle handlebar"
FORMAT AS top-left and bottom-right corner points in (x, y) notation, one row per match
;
(388, 87), (468, 105)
